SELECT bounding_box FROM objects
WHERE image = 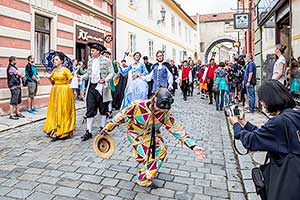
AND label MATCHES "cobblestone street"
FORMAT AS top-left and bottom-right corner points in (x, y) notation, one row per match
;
(0, 95), (247, 200)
